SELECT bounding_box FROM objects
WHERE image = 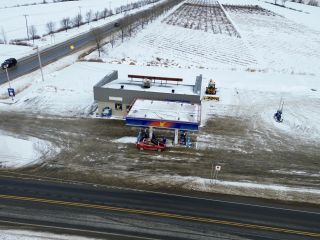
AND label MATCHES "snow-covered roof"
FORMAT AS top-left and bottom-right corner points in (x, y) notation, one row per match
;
(127, 99), (200, 123)
(102, 78), (197, 95)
